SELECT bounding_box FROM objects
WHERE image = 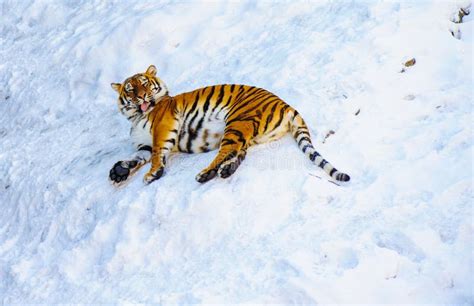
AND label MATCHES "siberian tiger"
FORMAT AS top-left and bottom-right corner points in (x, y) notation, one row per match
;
(109, 65), (350, 185)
